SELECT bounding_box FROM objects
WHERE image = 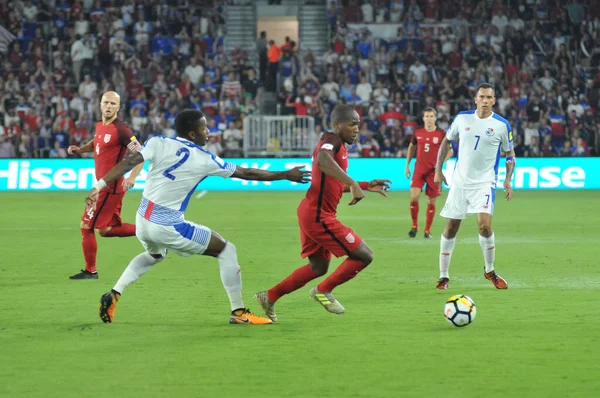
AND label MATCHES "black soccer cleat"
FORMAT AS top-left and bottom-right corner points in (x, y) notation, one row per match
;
(69, 269), (98, 280)
(424, 232), (432, 239)
(408, 228), (418, 238)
